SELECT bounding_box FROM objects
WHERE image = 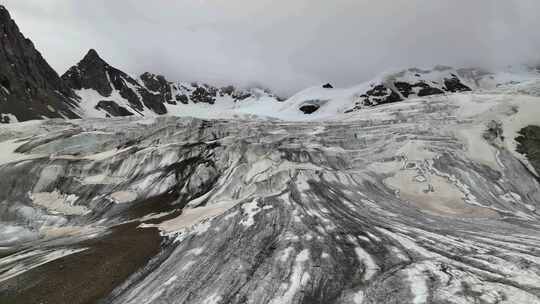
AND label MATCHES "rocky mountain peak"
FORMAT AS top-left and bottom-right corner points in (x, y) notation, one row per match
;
(79, 49), (108, 68)
(85, 48), (100, 58)
(62, 48), (124, 96)
(0, 5), (79, 122)
(0, 5), (11, 21)
(62, 49), (173, 115)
